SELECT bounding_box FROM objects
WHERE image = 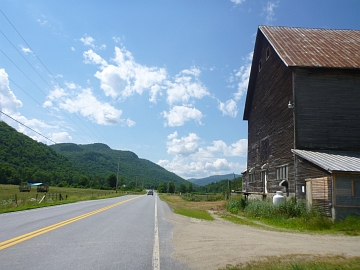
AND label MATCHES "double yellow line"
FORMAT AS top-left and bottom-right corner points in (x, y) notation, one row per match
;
(0, 195), (142, 250)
